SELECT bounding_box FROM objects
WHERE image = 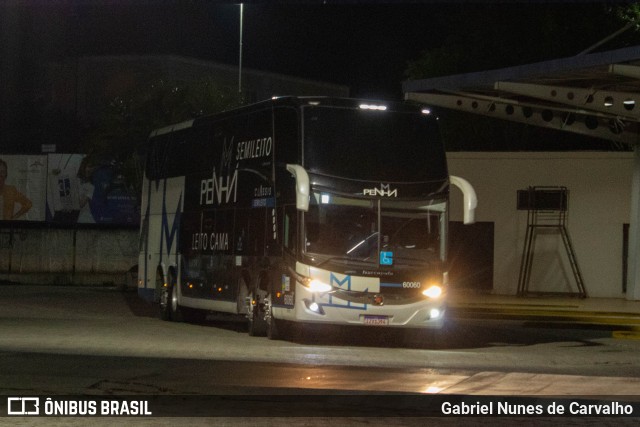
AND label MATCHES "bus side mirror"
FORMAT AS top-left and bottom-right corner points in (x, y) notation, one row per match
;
(286, 164), (310, 211)
(450, 175), (477, 225)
